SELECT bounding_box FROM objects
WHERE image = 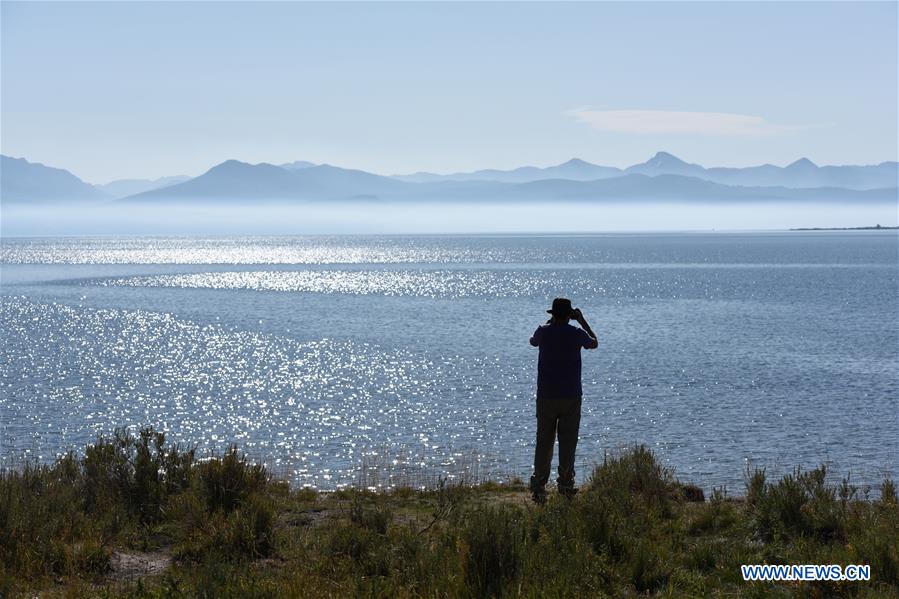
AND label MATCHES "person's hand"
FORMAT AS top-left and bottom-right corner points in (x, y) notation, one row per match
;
(571, 308), (583, 321)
